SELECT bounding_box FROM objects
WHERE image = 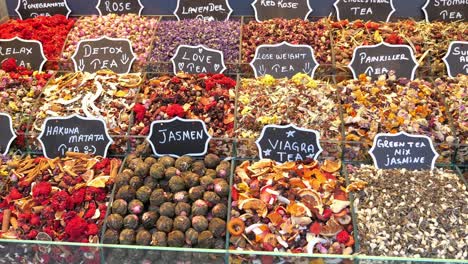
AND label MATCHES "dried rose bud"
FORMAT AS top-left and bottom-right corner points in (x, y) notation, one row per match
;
(150, 163), (166, 180)
(183, 172), (200, 188)
(191, 161), (206, 176)
(168, 230), (185, 247)
(211, 204), (227, 219)
(150, 189), (167, 206)
(128, 200), (144, 215)
(173, 216), (191, 232)
(192, 200), (209, 216)
(175, 156), (193, 172)
(119, 229), (136, 245)
(136, 186), (152, 203)
(156, 216), (173, 233)
(135, 162), (150, 177)
(107, 214), (124, 230)
(200, 176), (213, 187)
(136, 230), (152, 246)
(123, 214), (139, 230)
(112, 199), (128, 215)
(213, 179), (229, 197)
(141, 211), (159, 229)
(168, 176), (186, 192)
(129, 176), (144, 190)
(144, 157), (157, 166)
(165, 167), (180, 179)
(103, 229), (120, 244)
(174, 191), (189, 203)
(203, 192), (221, 205)
(159, 156), (175, 168)
(116, 185), (136, 202)
(208, 218), (226, 238)
(189, 186), (205, 201)
(159, 202), (175, 218)
(152, 231), (167, 246)
(192, 215), (209, 232)
(198, 231), (214, 248)
(185, 228), (199, 246)
(204, 154), (220, 169)
(175, 202), (191, 216)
